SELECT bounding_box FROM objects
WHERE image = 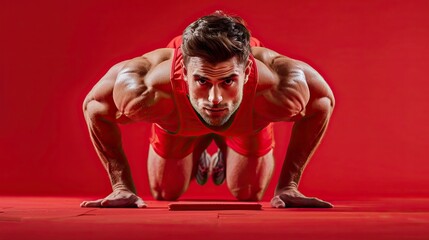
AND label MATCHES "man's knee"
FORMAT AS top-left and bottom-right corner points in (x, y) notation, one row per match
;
(150, 186), (184, 201)
(228, 184), (265, 201)
(147, 148), (193, 201)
